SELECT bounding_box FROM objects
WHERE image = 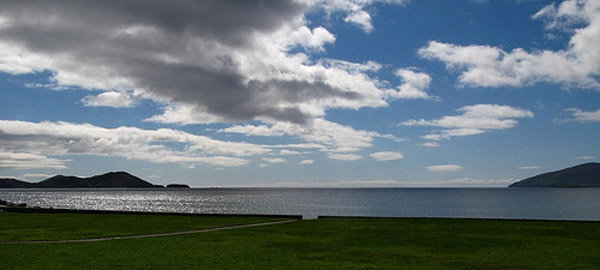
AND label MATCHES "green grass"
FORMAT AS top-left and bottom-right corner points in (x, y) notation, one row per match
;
(1, 212), (599, 270)
(0, 211), (285, 241)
